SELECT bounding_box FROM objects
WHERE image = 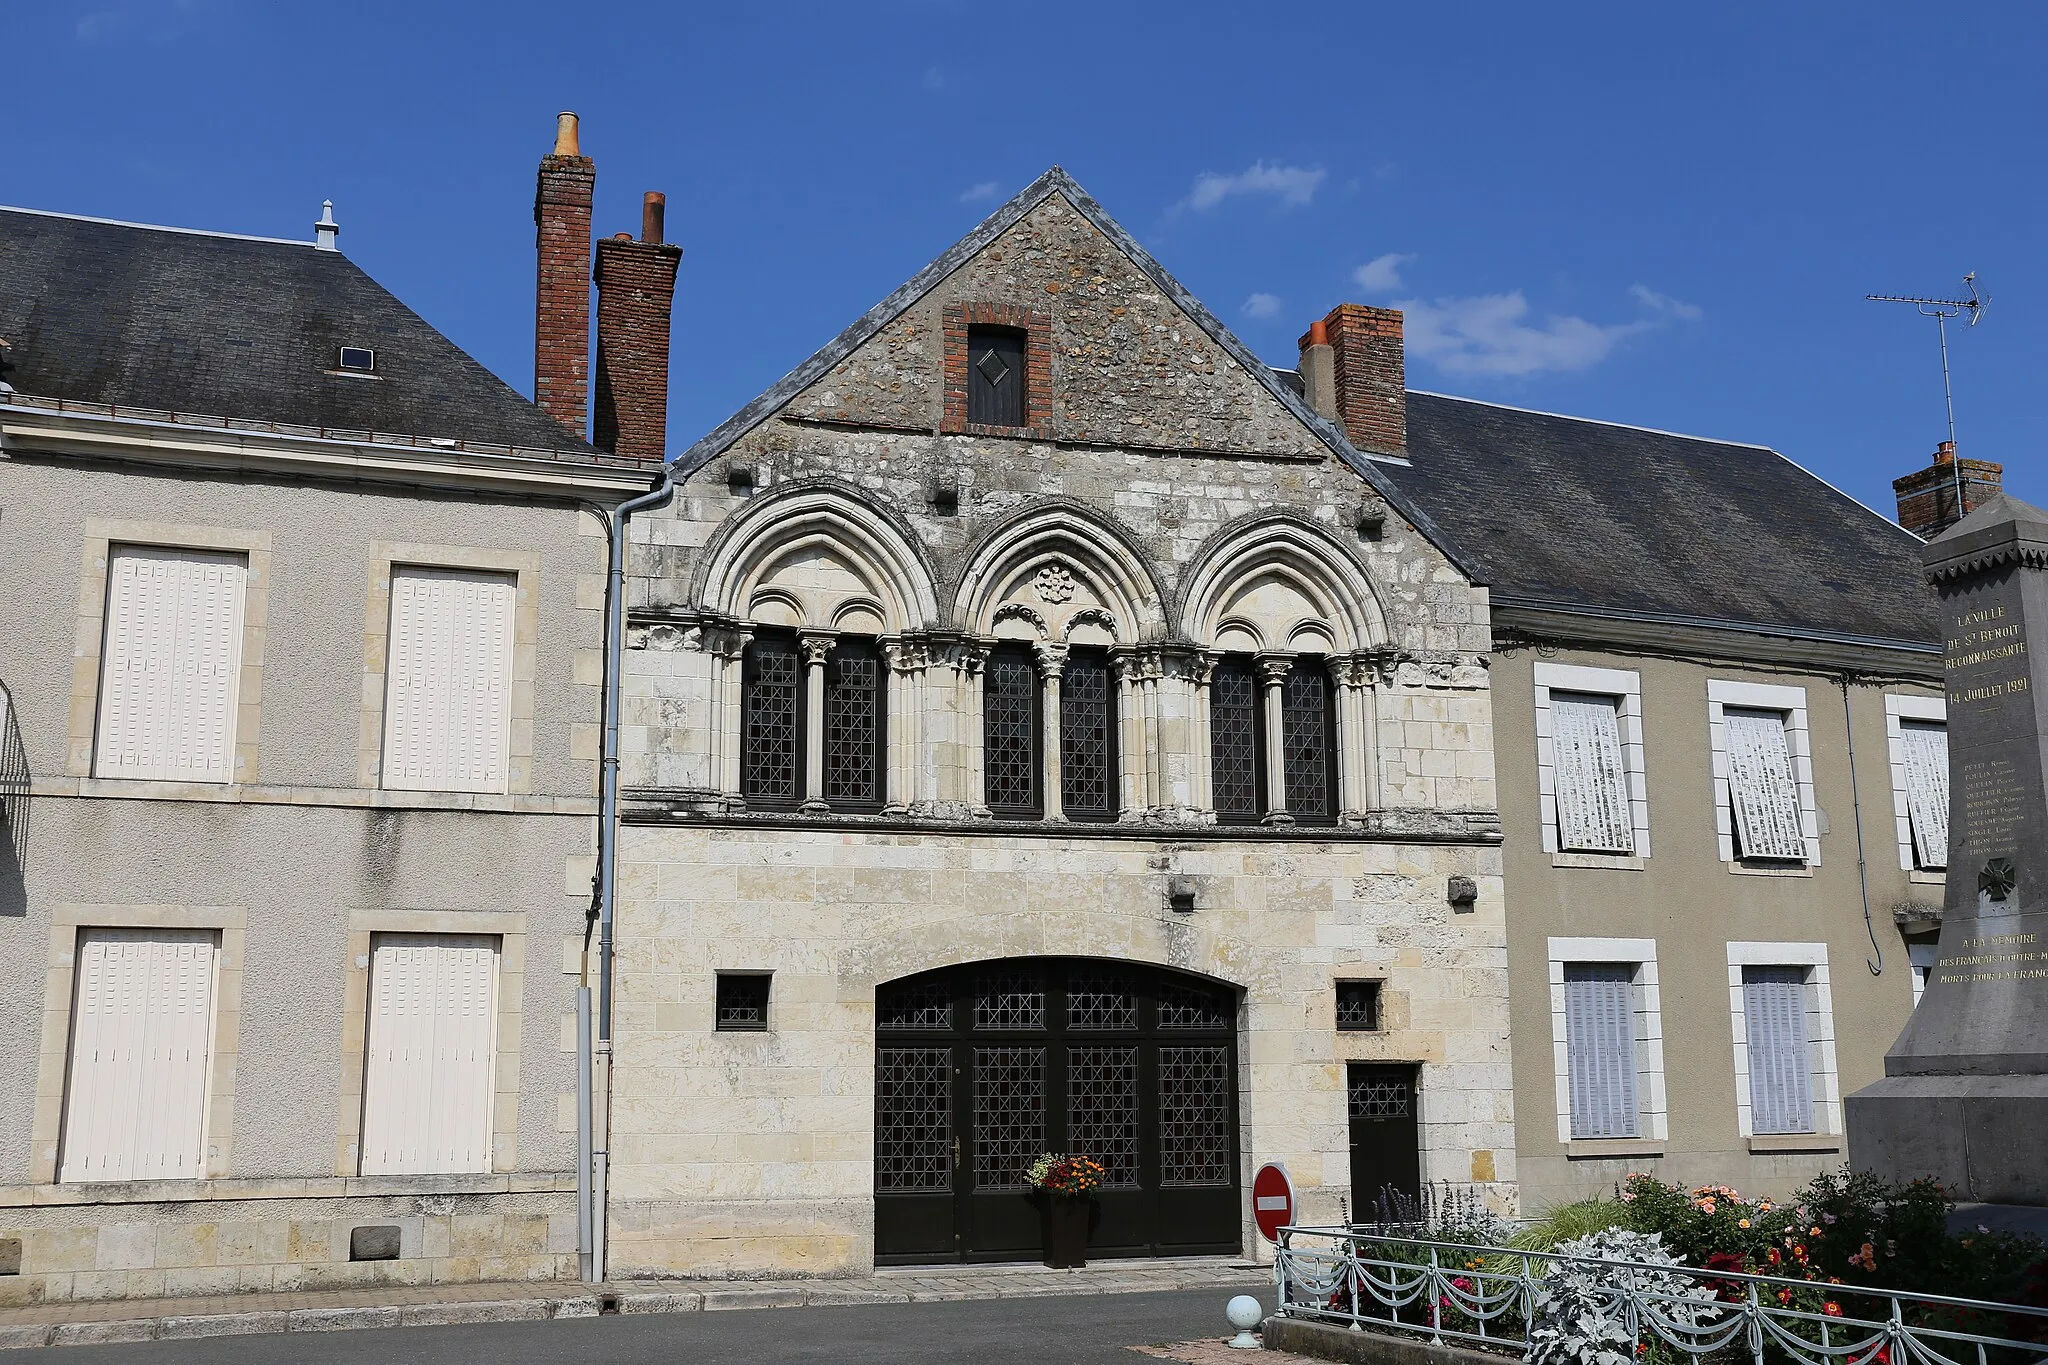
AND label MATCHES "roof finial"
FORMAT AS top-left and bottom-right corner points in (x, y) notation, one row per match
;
(314, 200), (340, 252)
